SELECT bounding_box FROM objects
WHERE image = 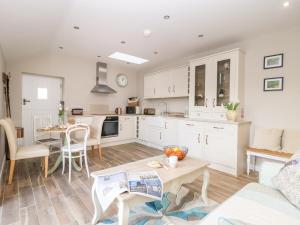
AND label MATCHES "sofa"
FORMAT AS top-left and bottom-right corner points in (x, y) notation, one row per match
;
(199, 161), (300, 225)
